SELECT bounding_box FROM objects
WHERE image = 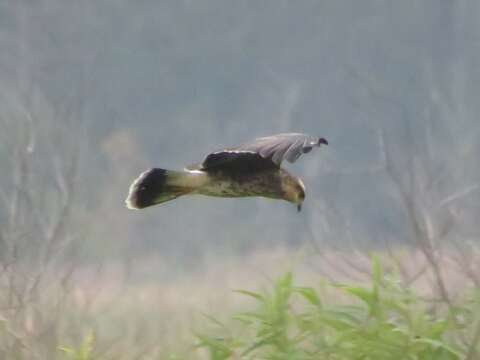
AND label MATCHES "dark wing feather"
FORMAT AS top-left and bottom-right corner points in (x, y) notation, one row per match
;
(198, 151), (277, 173)
(186, 133), (327, 172)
